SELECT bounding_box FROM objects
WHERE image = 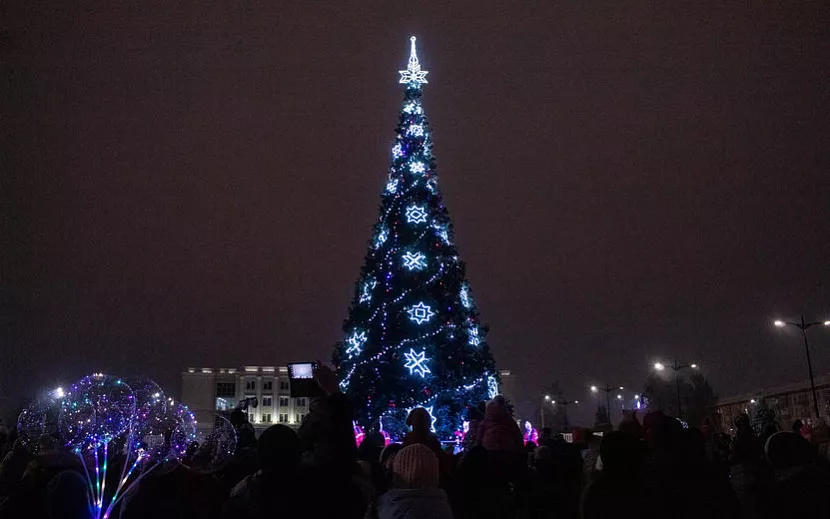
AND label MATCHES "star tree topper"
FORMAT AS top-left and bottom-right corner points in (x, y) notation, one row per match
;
(399, 36), (429, 86)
